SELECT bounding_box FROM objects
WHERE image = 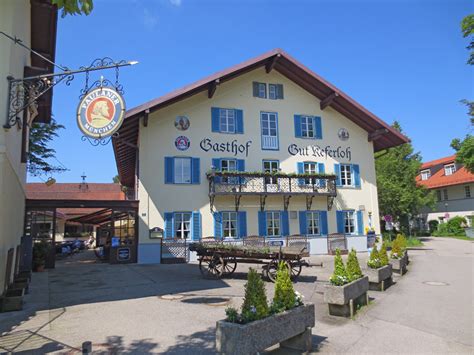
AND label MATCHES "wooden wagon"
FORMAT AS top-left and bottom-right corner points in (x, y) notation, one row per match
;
(189, 235), (310, 282)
